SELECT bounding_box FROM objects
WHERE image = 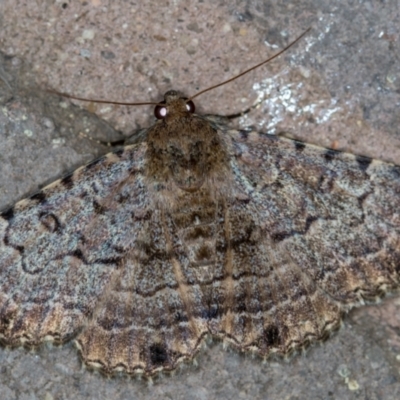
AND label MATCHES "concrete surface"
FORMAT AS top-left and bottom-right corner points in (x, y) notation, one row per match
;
(0, 0), (399, 399)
